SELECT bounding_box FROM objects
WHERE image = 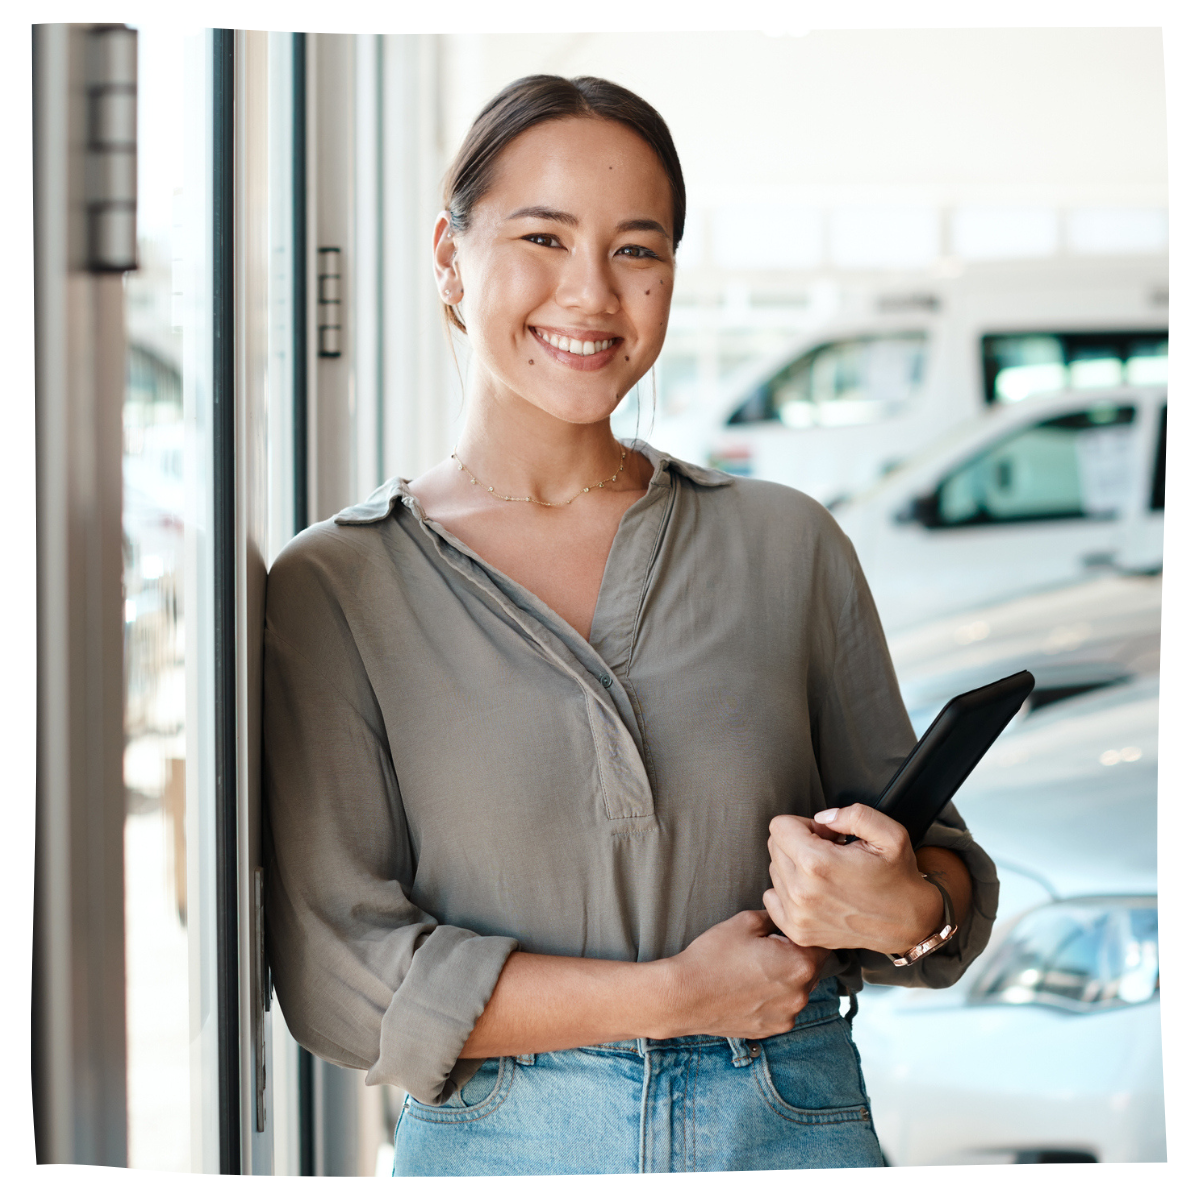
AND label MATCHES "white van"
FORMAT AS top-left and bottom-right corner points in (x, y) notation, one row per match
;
(832, 385), (1167, 633)
(646, 259), (1168, 507)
